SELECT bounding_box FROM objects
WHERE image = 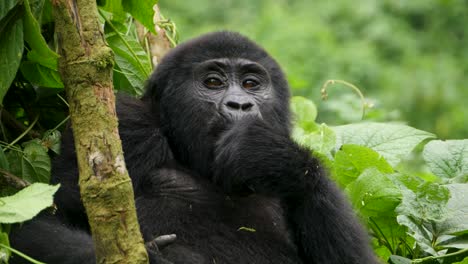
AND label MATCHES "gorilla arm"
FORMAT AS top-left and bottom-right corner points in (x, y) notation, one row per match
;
(213, 118), (378, 264)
